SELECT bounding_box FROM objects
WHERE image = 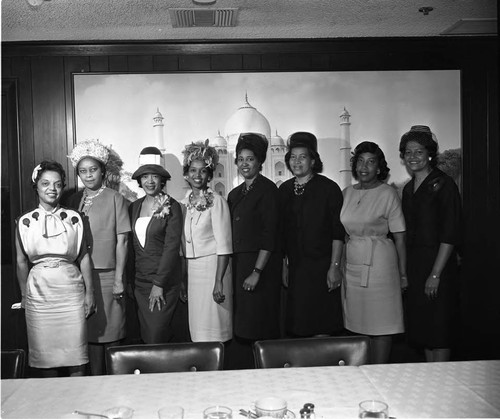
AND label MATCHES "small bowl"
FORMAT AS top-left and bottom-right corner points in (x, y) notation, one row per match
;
(102, 406), (134, 419)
